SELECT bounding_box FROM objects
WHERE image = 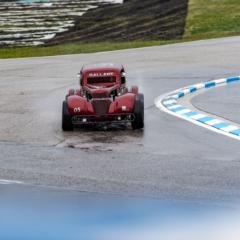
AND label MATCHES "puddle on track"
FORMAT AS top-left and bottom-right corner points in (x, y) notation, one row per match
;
(57, 124), (144, 152)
